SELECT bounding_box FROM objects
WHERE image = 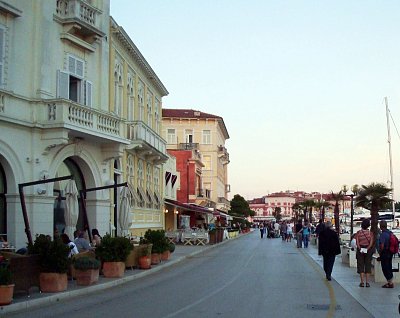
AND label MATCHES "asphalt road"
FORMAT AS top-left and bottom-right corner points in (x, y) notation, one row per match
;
(8, 232), (373, 318)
